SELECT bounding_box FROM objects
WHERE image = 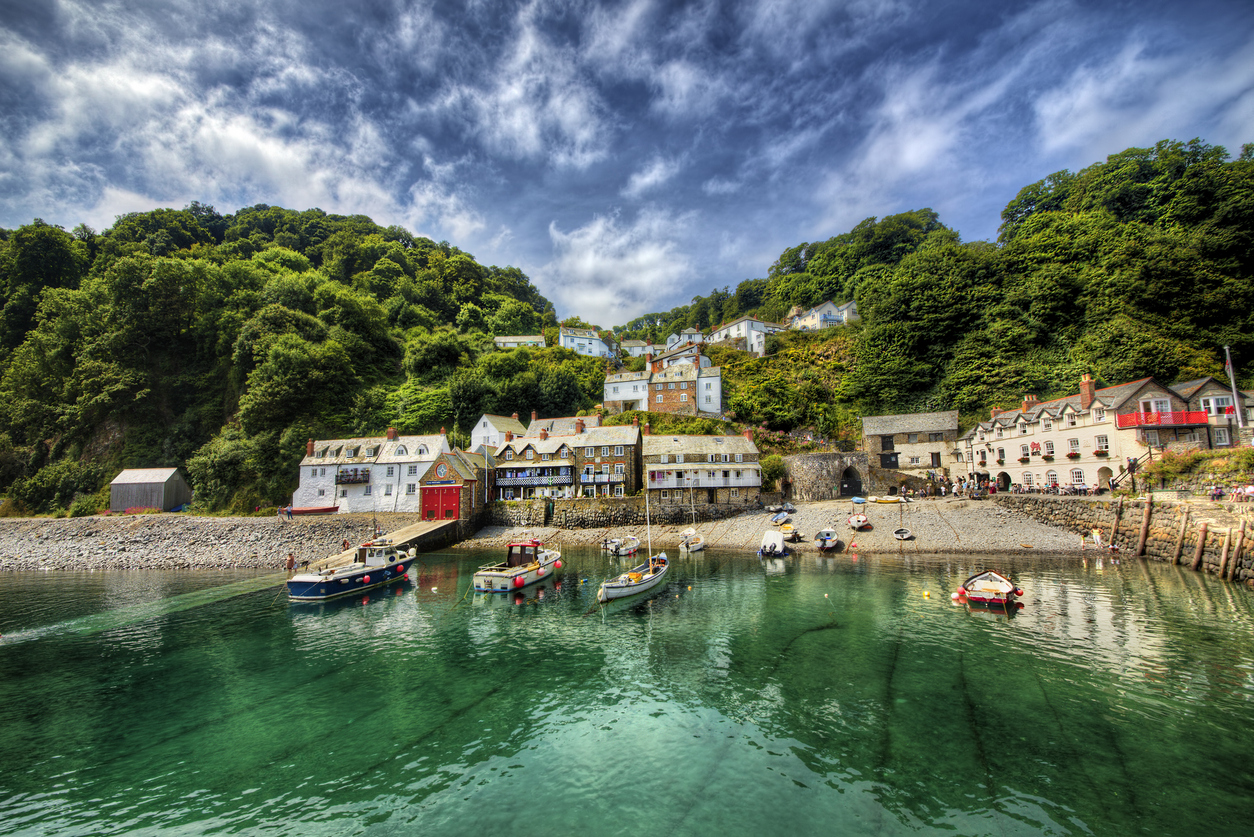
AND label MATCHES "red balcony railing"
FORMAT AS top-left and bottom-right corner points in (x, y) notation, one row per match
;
(1115, 411), (1208, 429)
